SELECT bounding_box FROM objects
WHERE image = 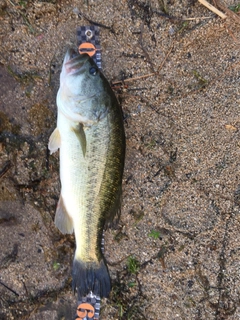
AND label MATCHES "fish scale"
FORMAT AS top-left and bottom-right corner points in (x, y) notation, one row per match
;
(48, 49), (125, 301)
